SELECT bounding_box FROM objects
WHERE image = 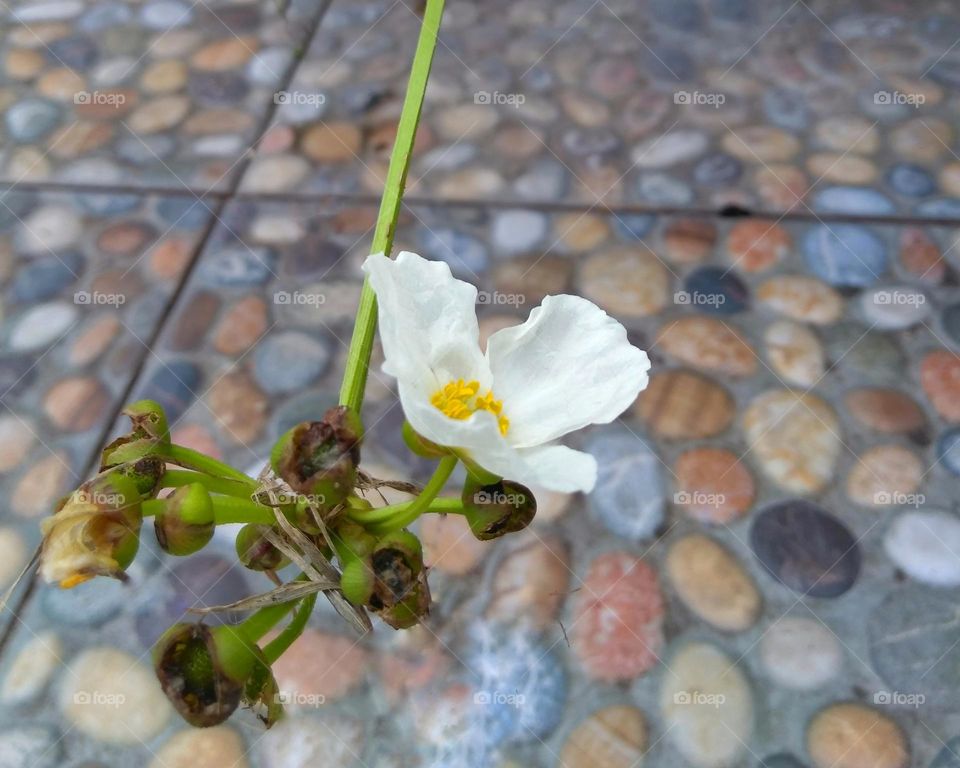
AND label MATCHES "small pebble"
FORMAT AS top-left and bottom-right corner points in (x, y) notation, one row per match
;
(486, 532), (569, 629)
(921, 350), (960, 422)
(637, 370), (734, 439)
(803, 224), (888, 287)
(207, 371), (268, 445)
(806, 704), (908, 768)
(9, 302), (77, 351)
(0, 417), (35, 472)
(726, 220), (790, 272)
(674, 447), (754, 524)
(884, 510), (960, 587)
(764, 320), (825, 386)
(846, 445), (923, 507)
(258, 714), (364, 768)
(844, 388), (927, 435)
(1, 631), (62, 705)
(559, 706), (647, 768)
(682, 267), (750, 315)
(759, 616), (842, 691)
(579, 247), (669, 317)
(271, 630), (369, 704)
(859, 286), (929, 330)
(420, 513), (489, 575)
(757, 275), (843, 325)
(148, 727), (249, 768)
(657, 316), (756, 377)
(252, 331), (330, 395)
